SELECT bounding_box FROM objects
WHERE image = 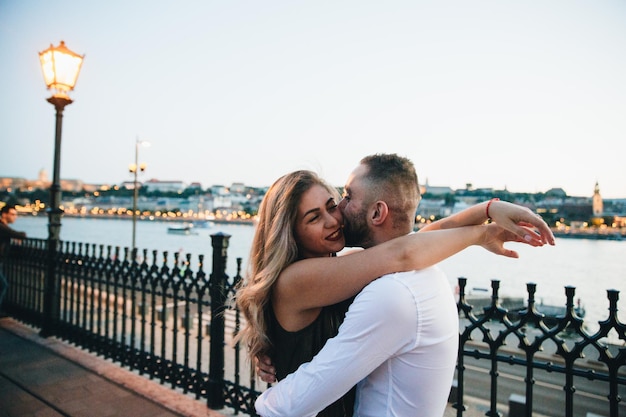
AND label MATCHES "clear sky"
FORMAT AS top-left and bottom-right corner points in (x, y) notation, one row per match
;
(1, 0), (625, 198)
